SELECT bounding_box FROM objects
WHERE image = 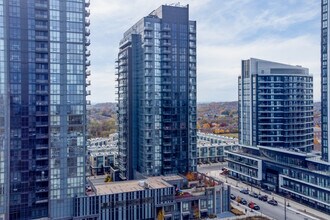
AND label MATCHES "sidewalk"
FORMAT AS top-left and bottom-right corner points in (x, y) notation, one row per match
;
(206, 170), (330, 220)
